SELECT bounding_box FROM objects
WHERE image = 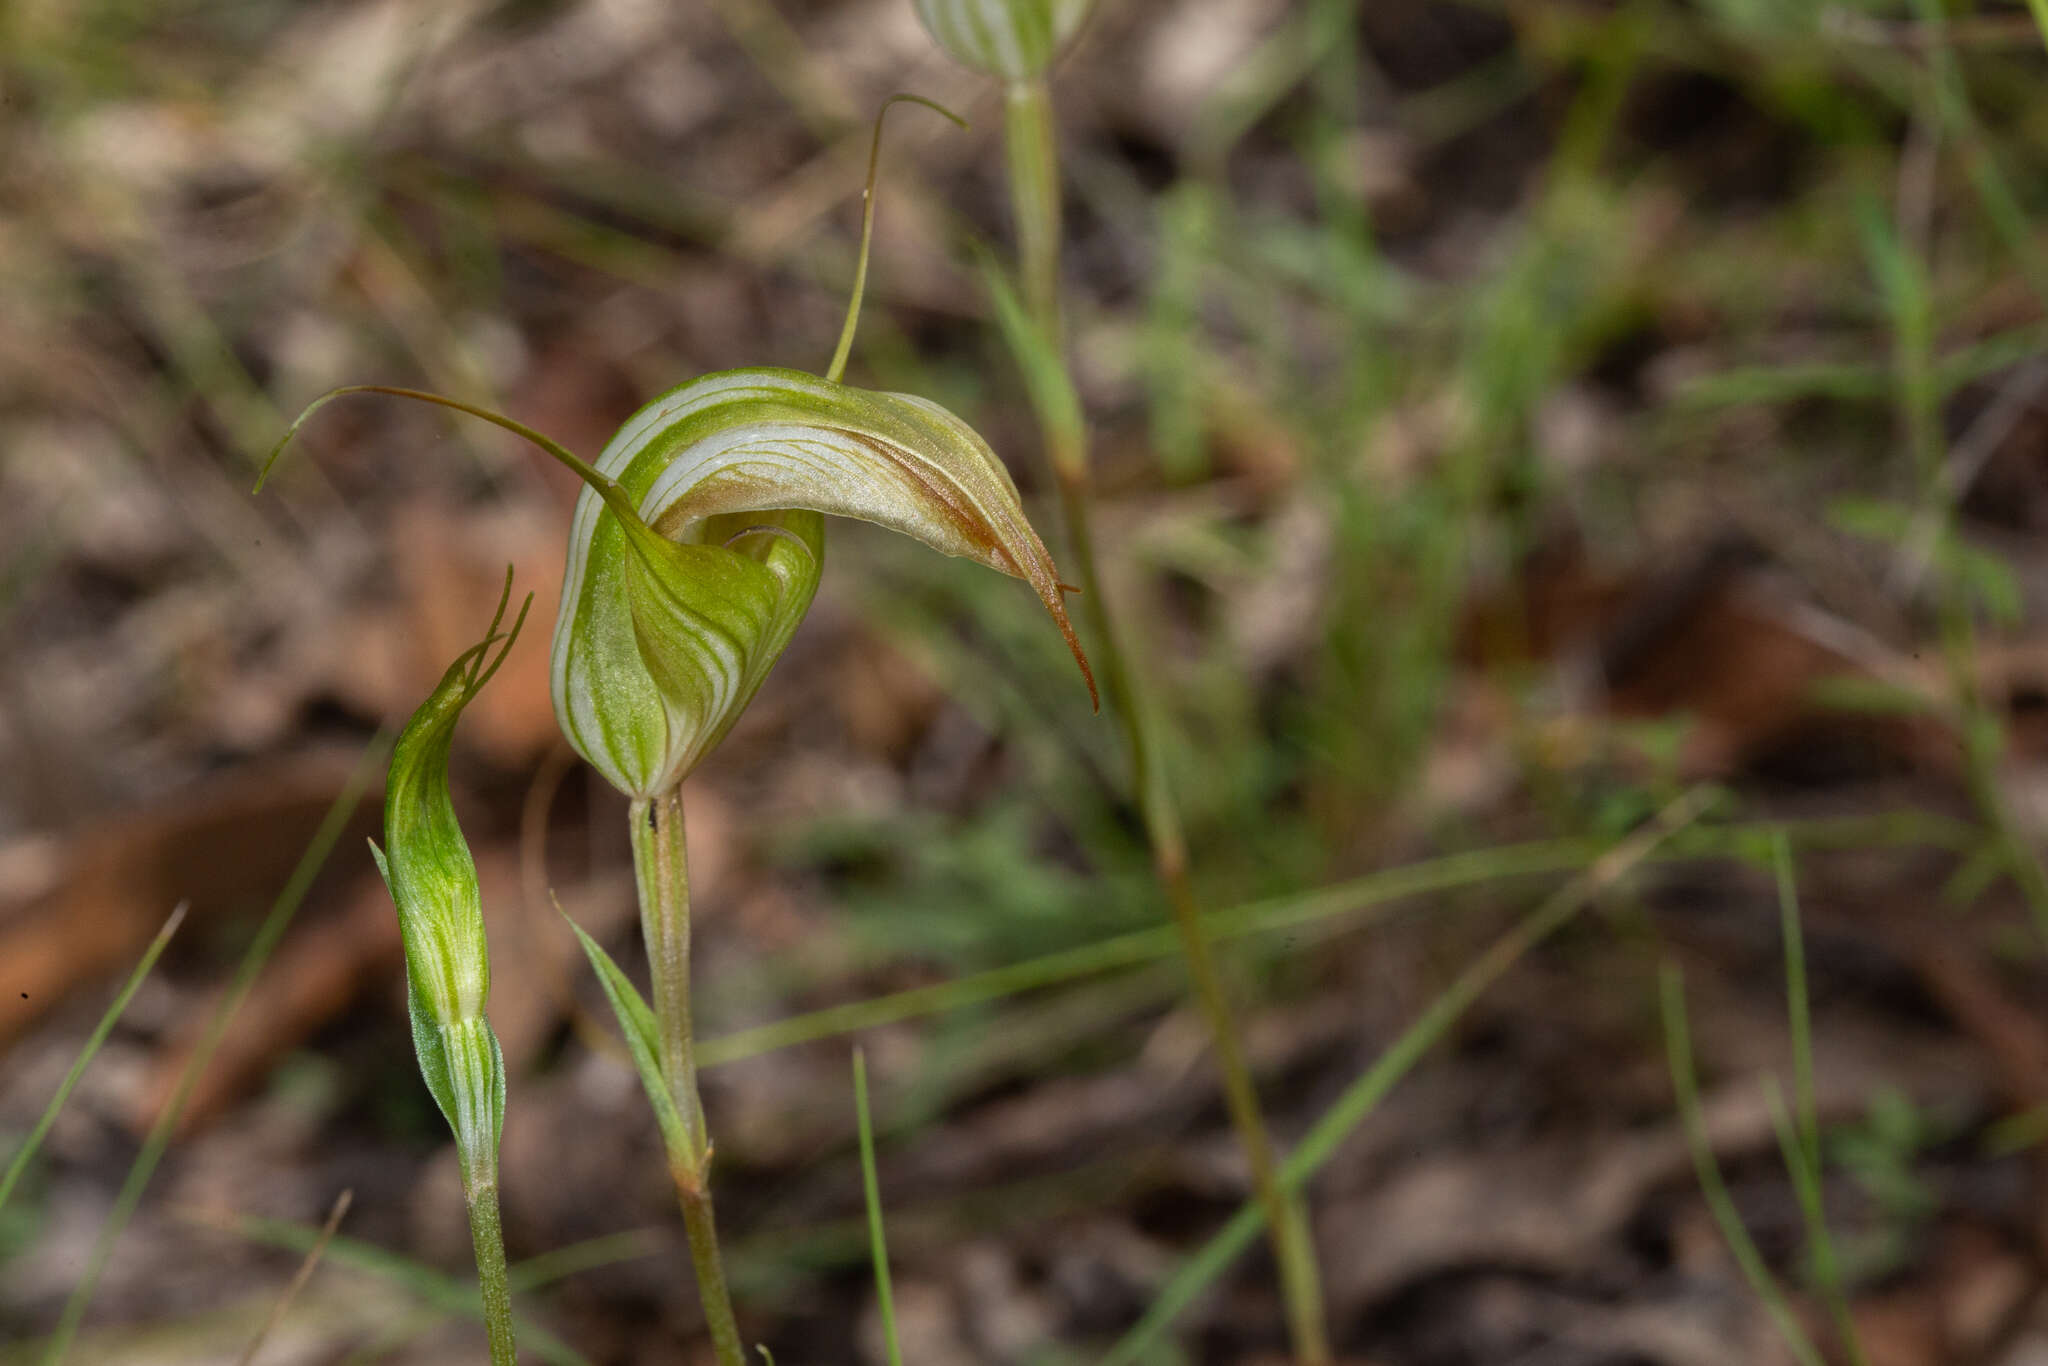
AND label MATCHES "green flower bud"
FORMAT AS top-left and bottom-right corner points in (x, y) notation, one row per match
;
(912, 0), (1090, 82)
(372, 579), (530, 1165)
(549, 366), (1092, 800)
